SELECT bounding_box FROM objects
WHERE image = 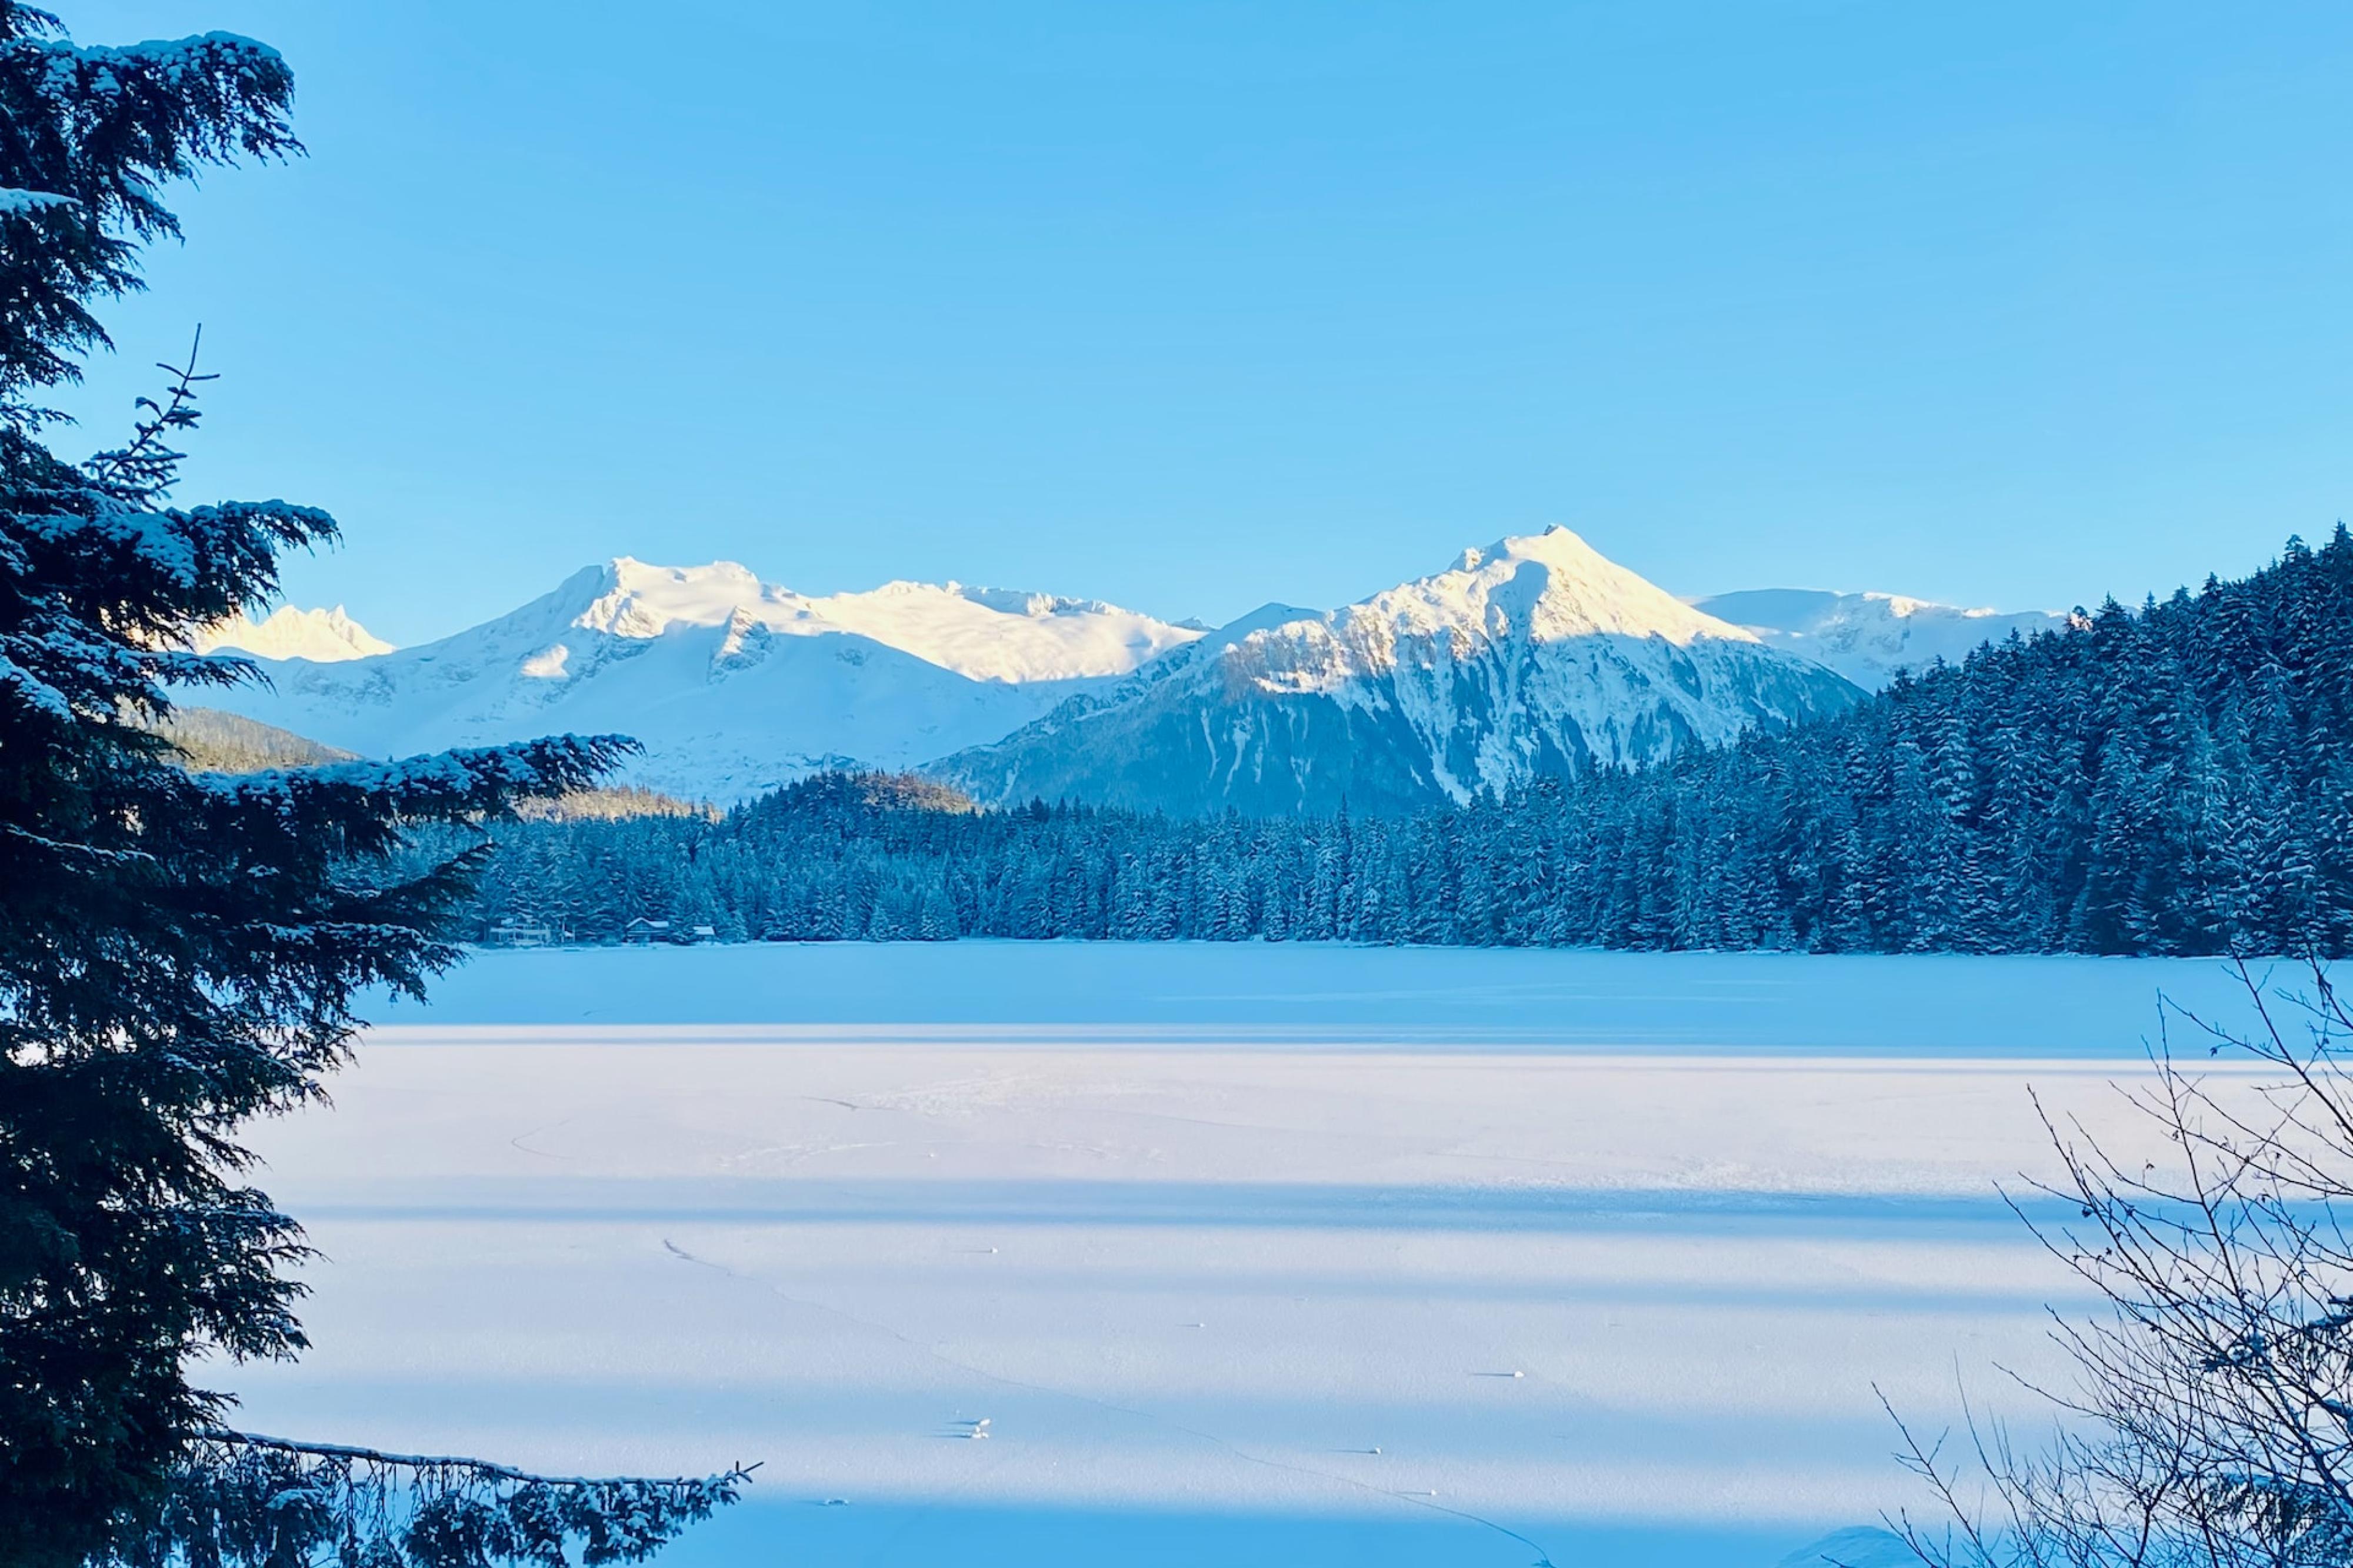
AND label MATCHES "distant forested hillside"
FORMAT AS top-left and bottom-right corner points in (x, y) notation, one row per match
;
(455, 532), (2353, 956)
(151, 705), (357, 771)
